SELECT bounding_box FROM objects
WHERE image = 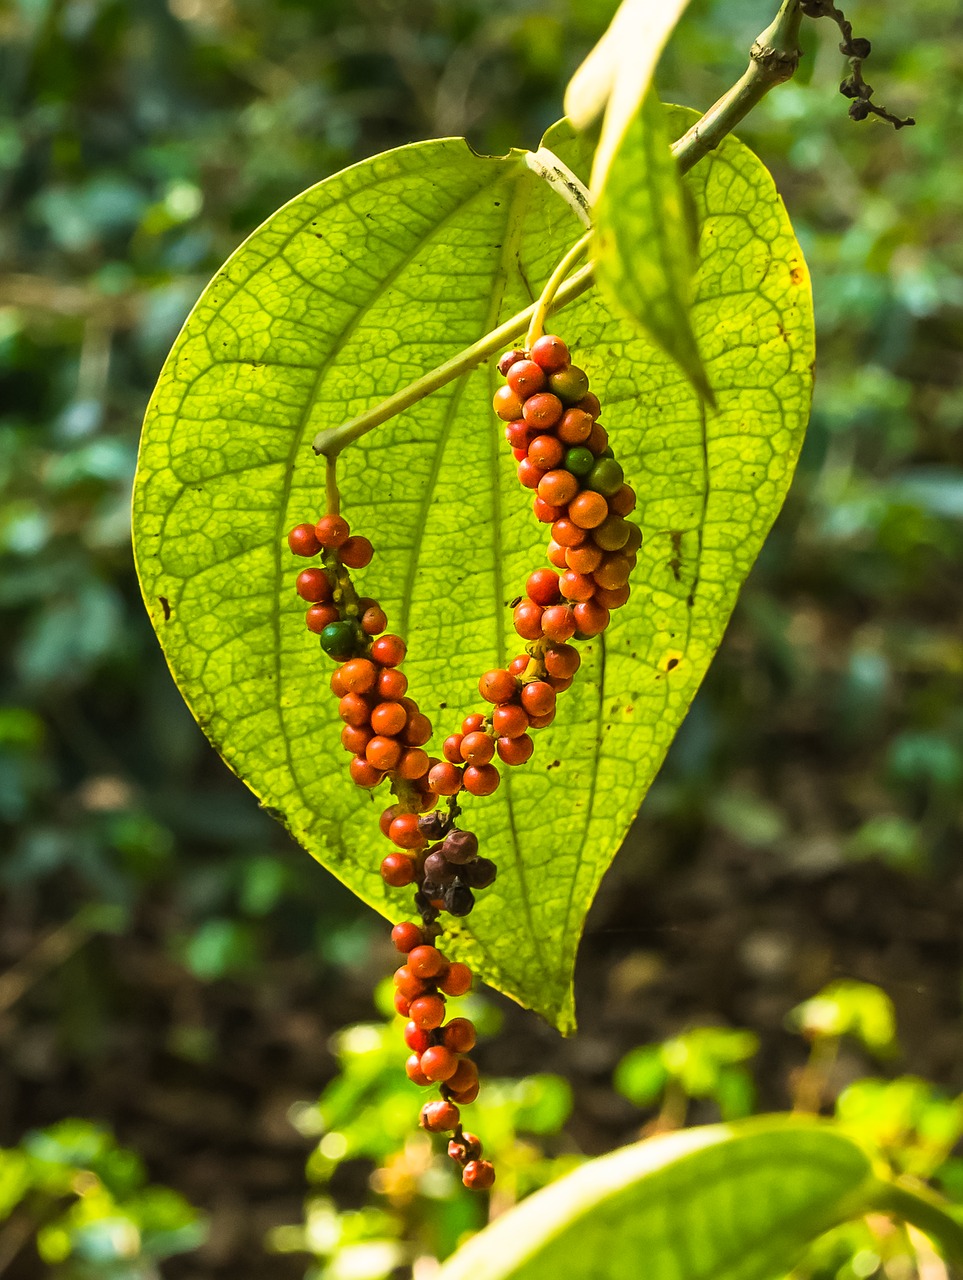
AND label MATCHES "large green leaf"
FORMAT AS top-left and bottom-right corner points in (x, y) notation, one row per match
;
(595, 88), (710, 400)
(133, 107), (813, 1031)
(436, 1118), (879, 1280)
